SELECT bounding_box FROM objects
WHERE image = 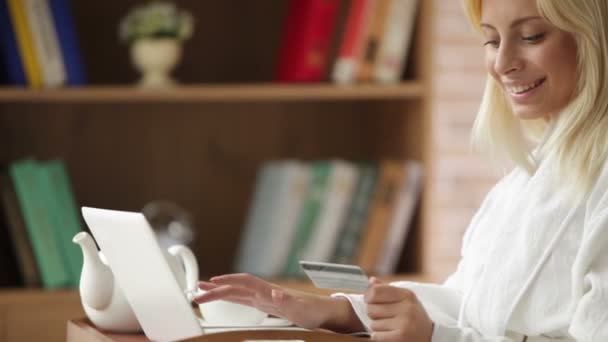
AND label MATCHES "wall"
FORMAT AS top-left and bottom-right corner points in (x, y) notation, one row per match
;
(425, 0), (501, 279)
